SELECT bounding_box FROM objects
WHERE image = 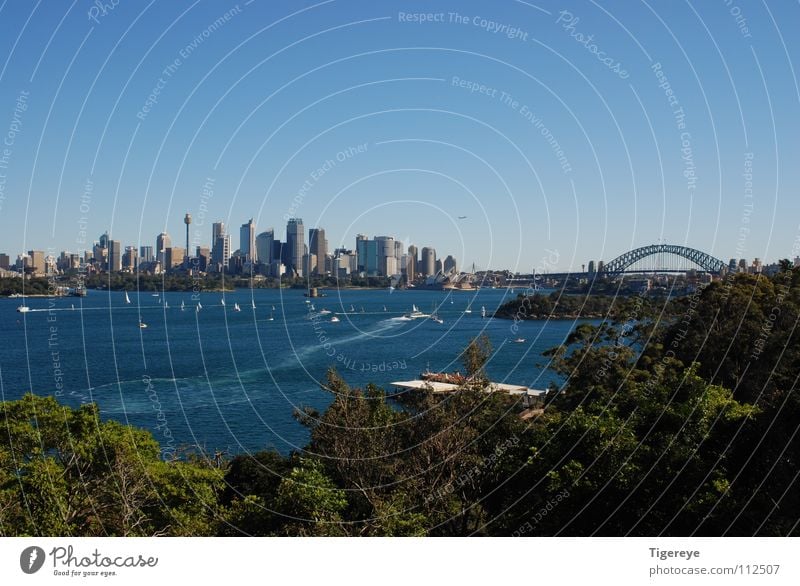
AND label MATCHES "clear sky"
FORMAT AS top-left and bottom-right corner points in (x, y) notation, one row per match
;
(0, 0), (798, 271)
